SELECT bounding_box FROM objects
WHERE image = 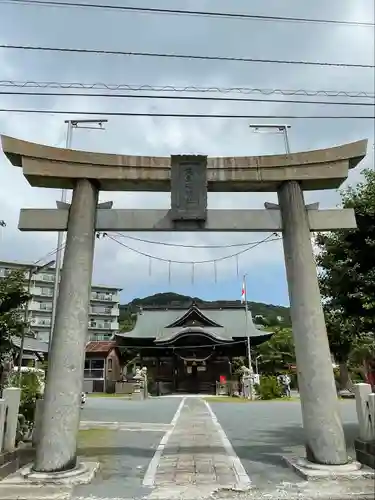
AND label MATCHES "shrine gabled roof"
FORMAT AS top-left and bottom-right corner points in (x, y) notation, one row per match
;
(116, 305), (271, 342)
(165, 305), (222, 328)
